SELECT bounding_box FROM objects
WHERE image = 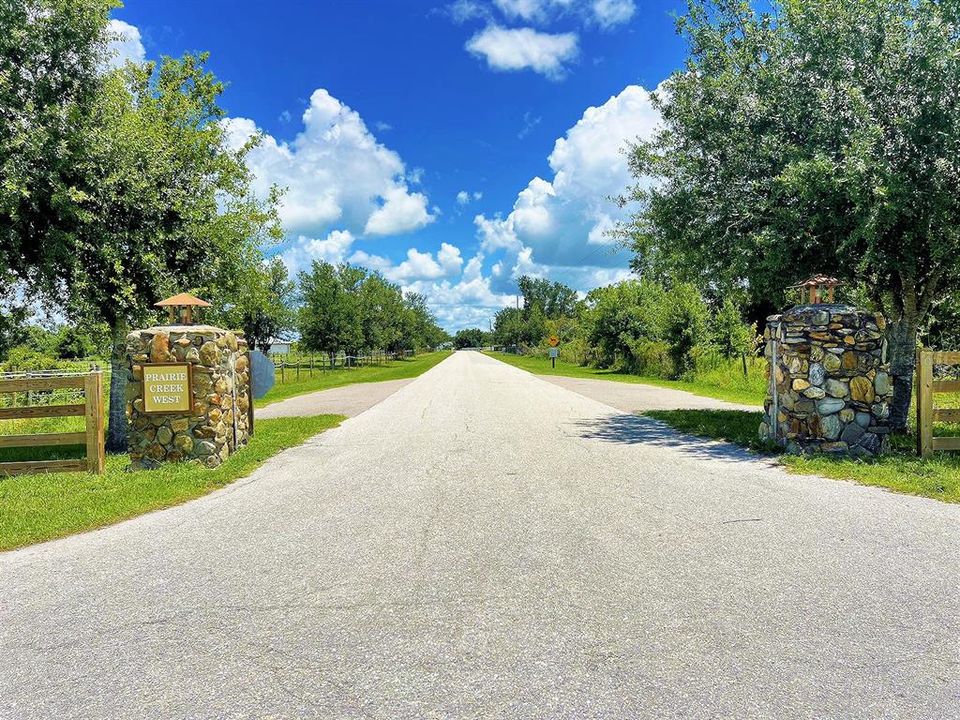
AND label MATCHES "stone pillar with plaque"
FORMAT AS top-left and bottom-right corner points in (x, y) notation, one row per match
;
(125, 293), (251, 469)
